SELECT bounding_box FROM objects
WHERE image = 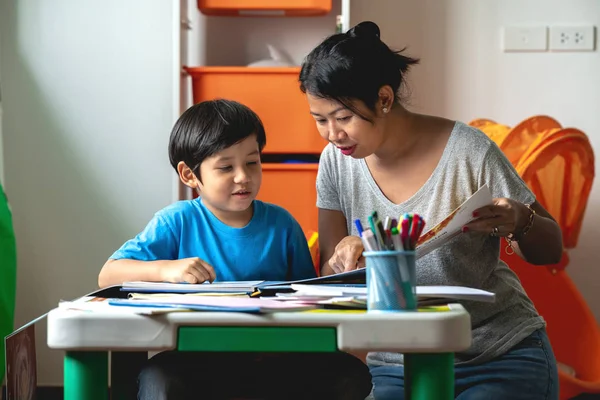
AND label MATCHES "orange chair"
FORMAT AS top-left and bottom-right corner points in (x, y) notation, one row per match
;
(502, 252), (600, 399)
(472, 117), (599, 399)
(469, 115), (562, 166)
(516, 129), (594, 251)
(306, 231), (320, 276)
